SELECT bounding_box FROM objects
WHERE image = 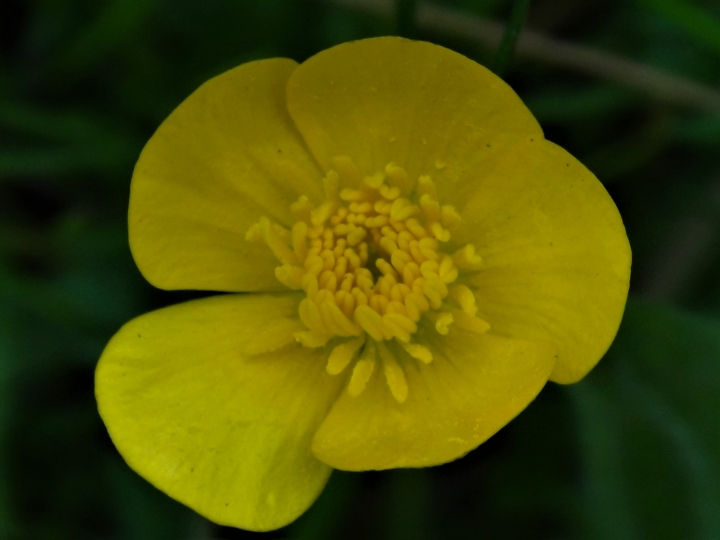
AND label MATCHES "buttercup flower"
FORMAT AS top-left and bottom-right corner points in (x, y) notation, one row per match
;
(96, 37), (631, 531)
